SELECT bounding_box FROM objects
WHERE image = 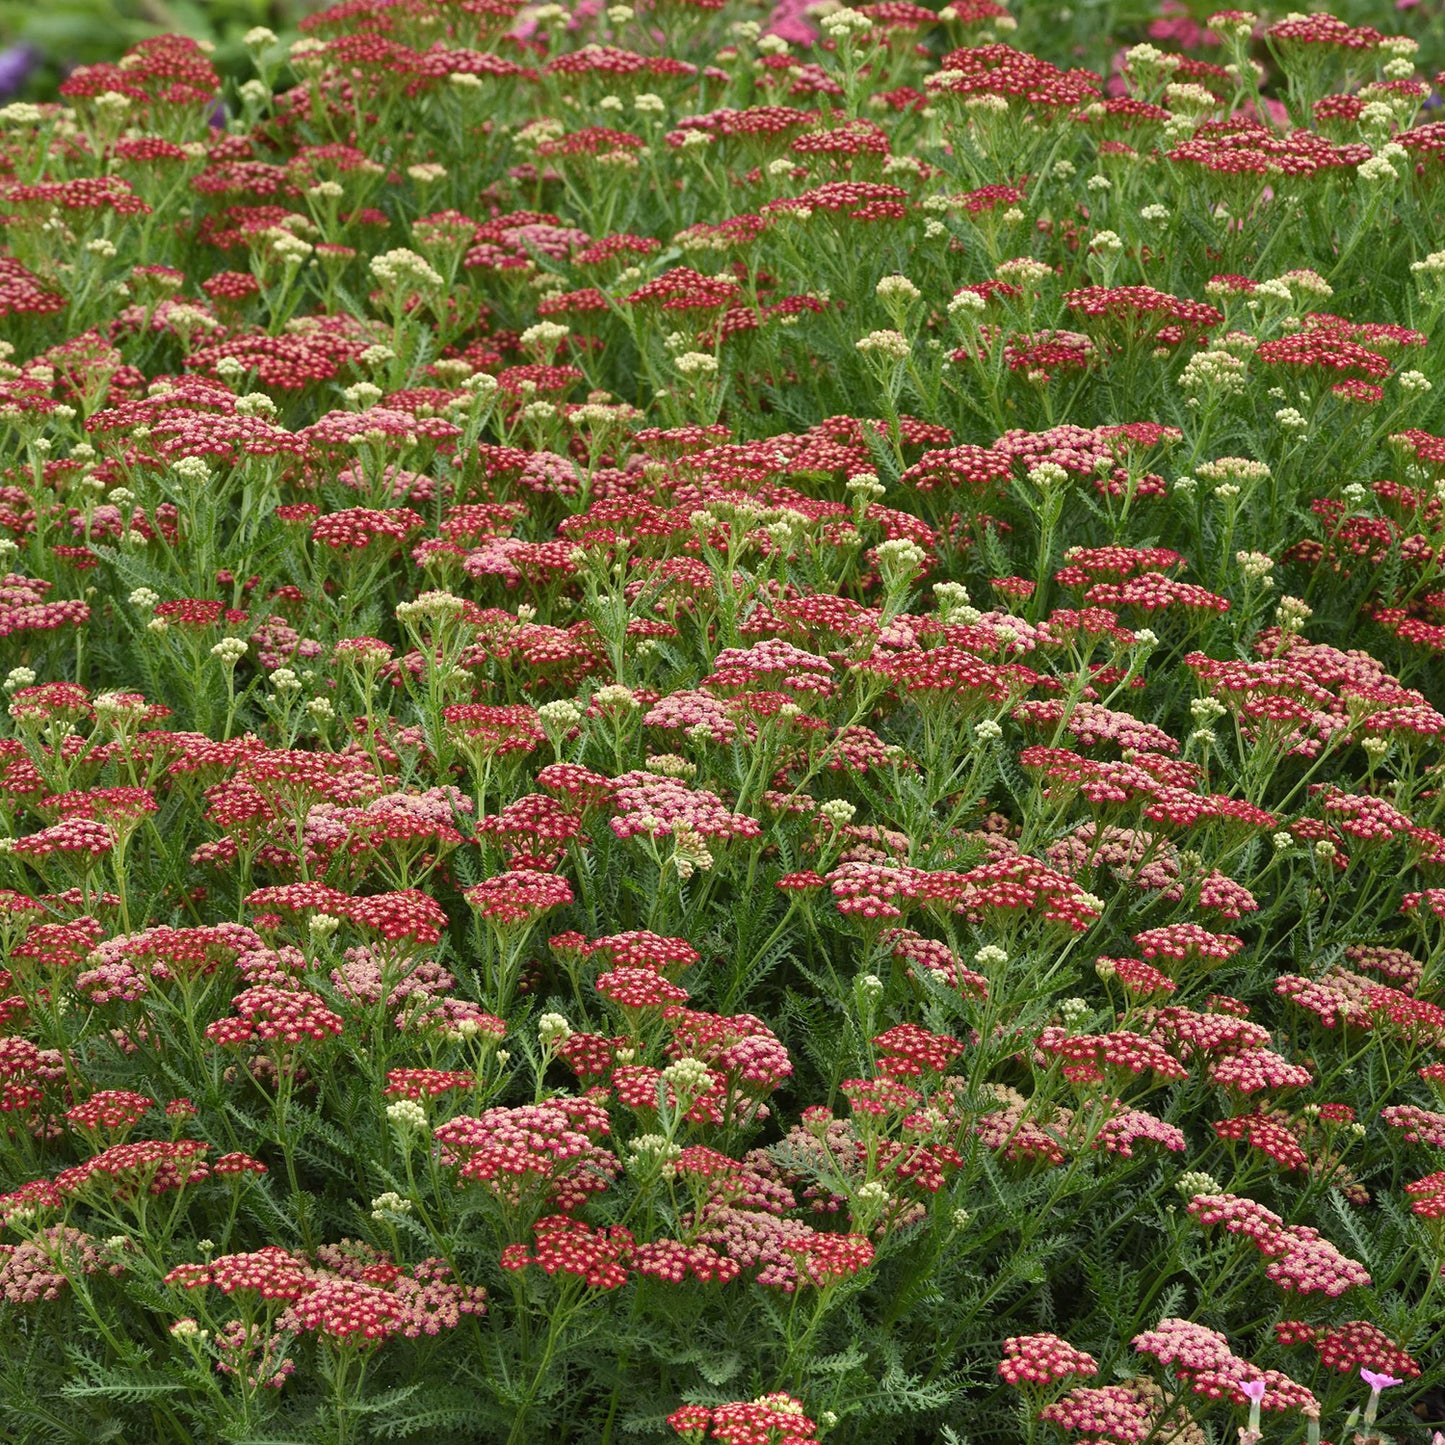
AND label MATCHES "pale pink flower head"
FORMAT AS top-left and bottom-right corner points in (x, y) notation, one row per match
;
(1361, 1367), (1402, 1393)
(1239, 1379), (1267, 1404)
(766, 0), (817, 43)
